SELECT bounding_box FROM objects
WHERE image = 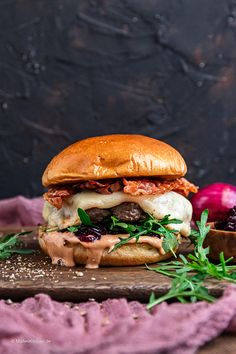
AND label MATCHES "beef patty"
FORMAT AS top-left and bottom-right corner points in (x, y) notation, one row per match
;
(86, 202), (146, 223)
